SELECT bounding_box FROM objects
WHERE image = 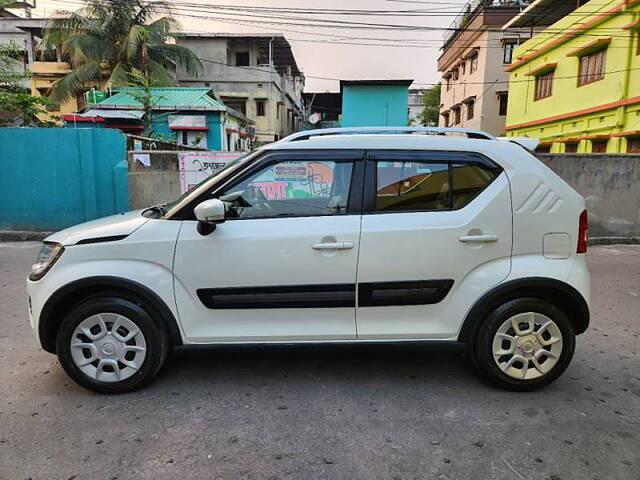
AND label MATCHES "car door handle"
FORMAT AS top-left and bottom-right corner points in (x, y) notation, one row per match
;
(458, 234), (498, 243)
(312, 242), (354, 250)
